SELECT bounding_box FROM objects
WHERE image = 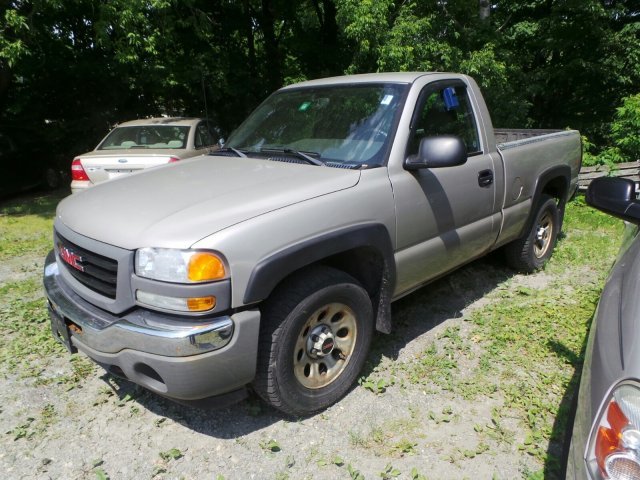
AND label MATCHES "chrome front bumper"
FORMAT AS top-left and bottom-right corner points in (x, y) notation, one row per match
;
(43, 250), (261, 400)
(44, 254), (233, 356)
